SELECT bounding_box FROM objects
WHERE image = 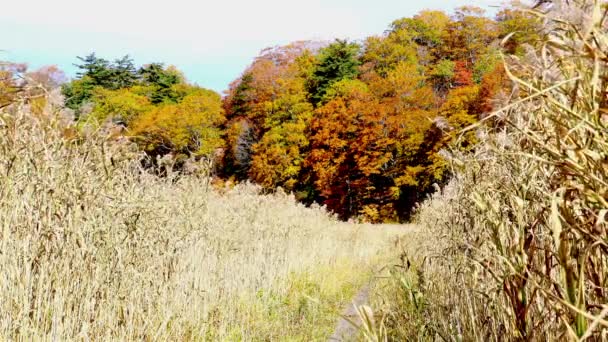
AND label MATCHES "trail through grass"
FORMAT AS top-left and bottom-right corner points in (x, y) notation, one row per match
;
(0, 108), (410, 340)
